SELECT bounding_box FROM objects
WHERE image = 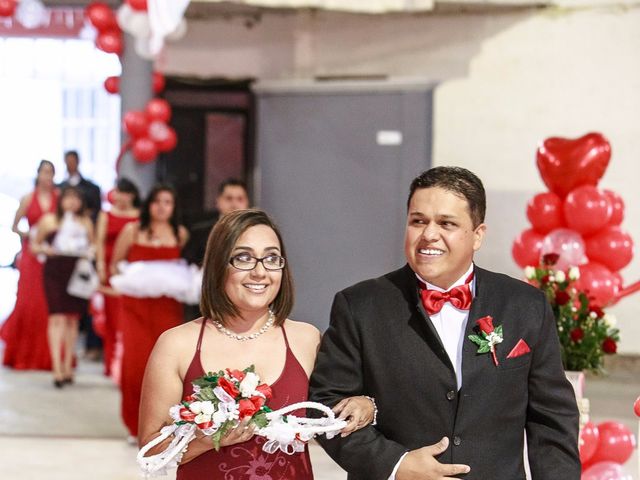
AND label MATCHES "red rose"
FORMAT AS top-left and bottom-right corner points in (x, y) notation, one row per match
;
(542, 253), (560, 266)
(603, 337), (617, 354)
(570, 327), (584, 342)
(589, 306), (605, 318)
(555, 291), (571, 306)
(238, 398), (258, 419)
(250, 395), (265, 409)
(197, 420), (213, 430)
(256, 383), (273, 400)
(184, 394), (196, 402)
(540, 275), (550, 284)
(218, 377), (240, 398)
(179, 407), (196, 422)
(226, 368), (246, 382)
(476, 316), (495, 335)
